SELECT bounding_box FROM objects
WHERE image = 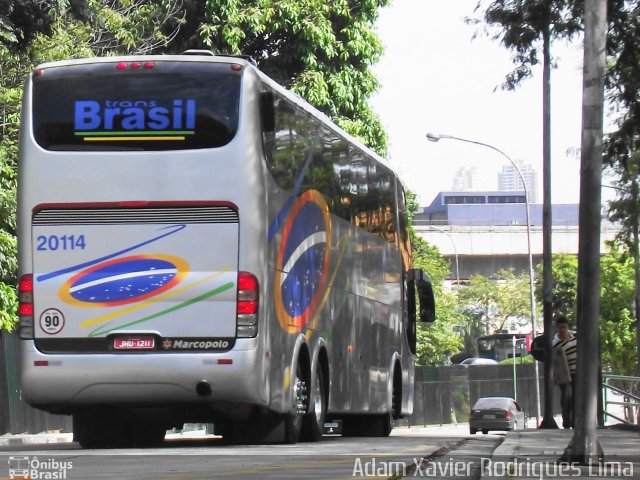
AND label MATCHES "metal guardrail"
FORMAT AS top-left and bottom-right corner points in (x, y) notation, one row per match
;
(602, 373), (639, 425)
